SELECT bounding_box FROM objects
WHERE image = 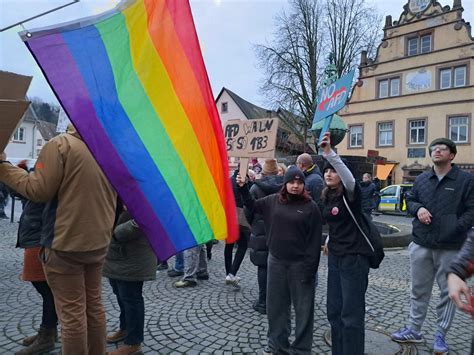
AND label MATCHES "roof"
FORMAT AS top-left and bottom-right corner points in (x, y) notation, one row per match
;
(216, 87), (277, 120)
(36, 120), (59, 141)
